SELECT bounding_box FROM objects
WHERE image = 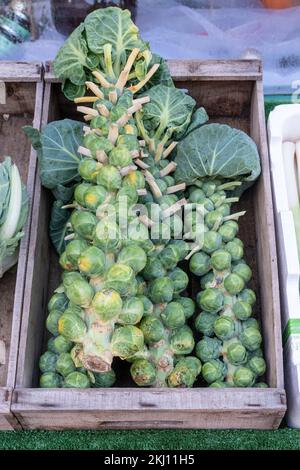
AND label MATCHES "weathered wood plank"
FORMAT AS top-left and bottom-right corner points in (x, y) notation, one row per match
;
(0, 62), (42, 82)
